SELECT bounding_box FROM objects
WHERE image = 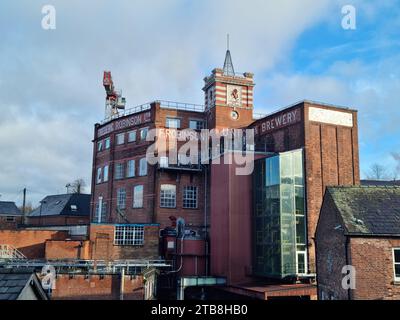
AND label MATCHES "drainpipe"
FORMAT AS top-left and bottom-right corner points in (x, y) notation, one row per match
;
(204, 165), (208, 276)
(345, 236), (351, 300)
(120, 267), (125, 300)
